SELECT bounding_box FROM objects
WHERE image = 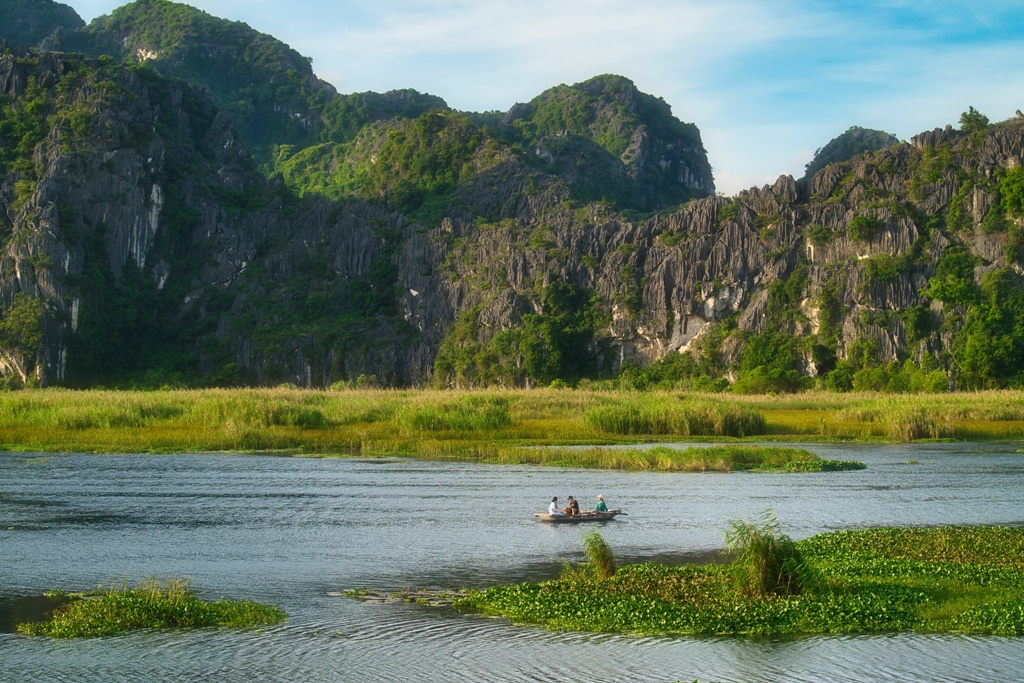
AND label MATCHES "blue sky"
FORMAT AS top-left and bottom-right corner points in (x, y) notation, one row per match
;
(69, 0), (1024, 195)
